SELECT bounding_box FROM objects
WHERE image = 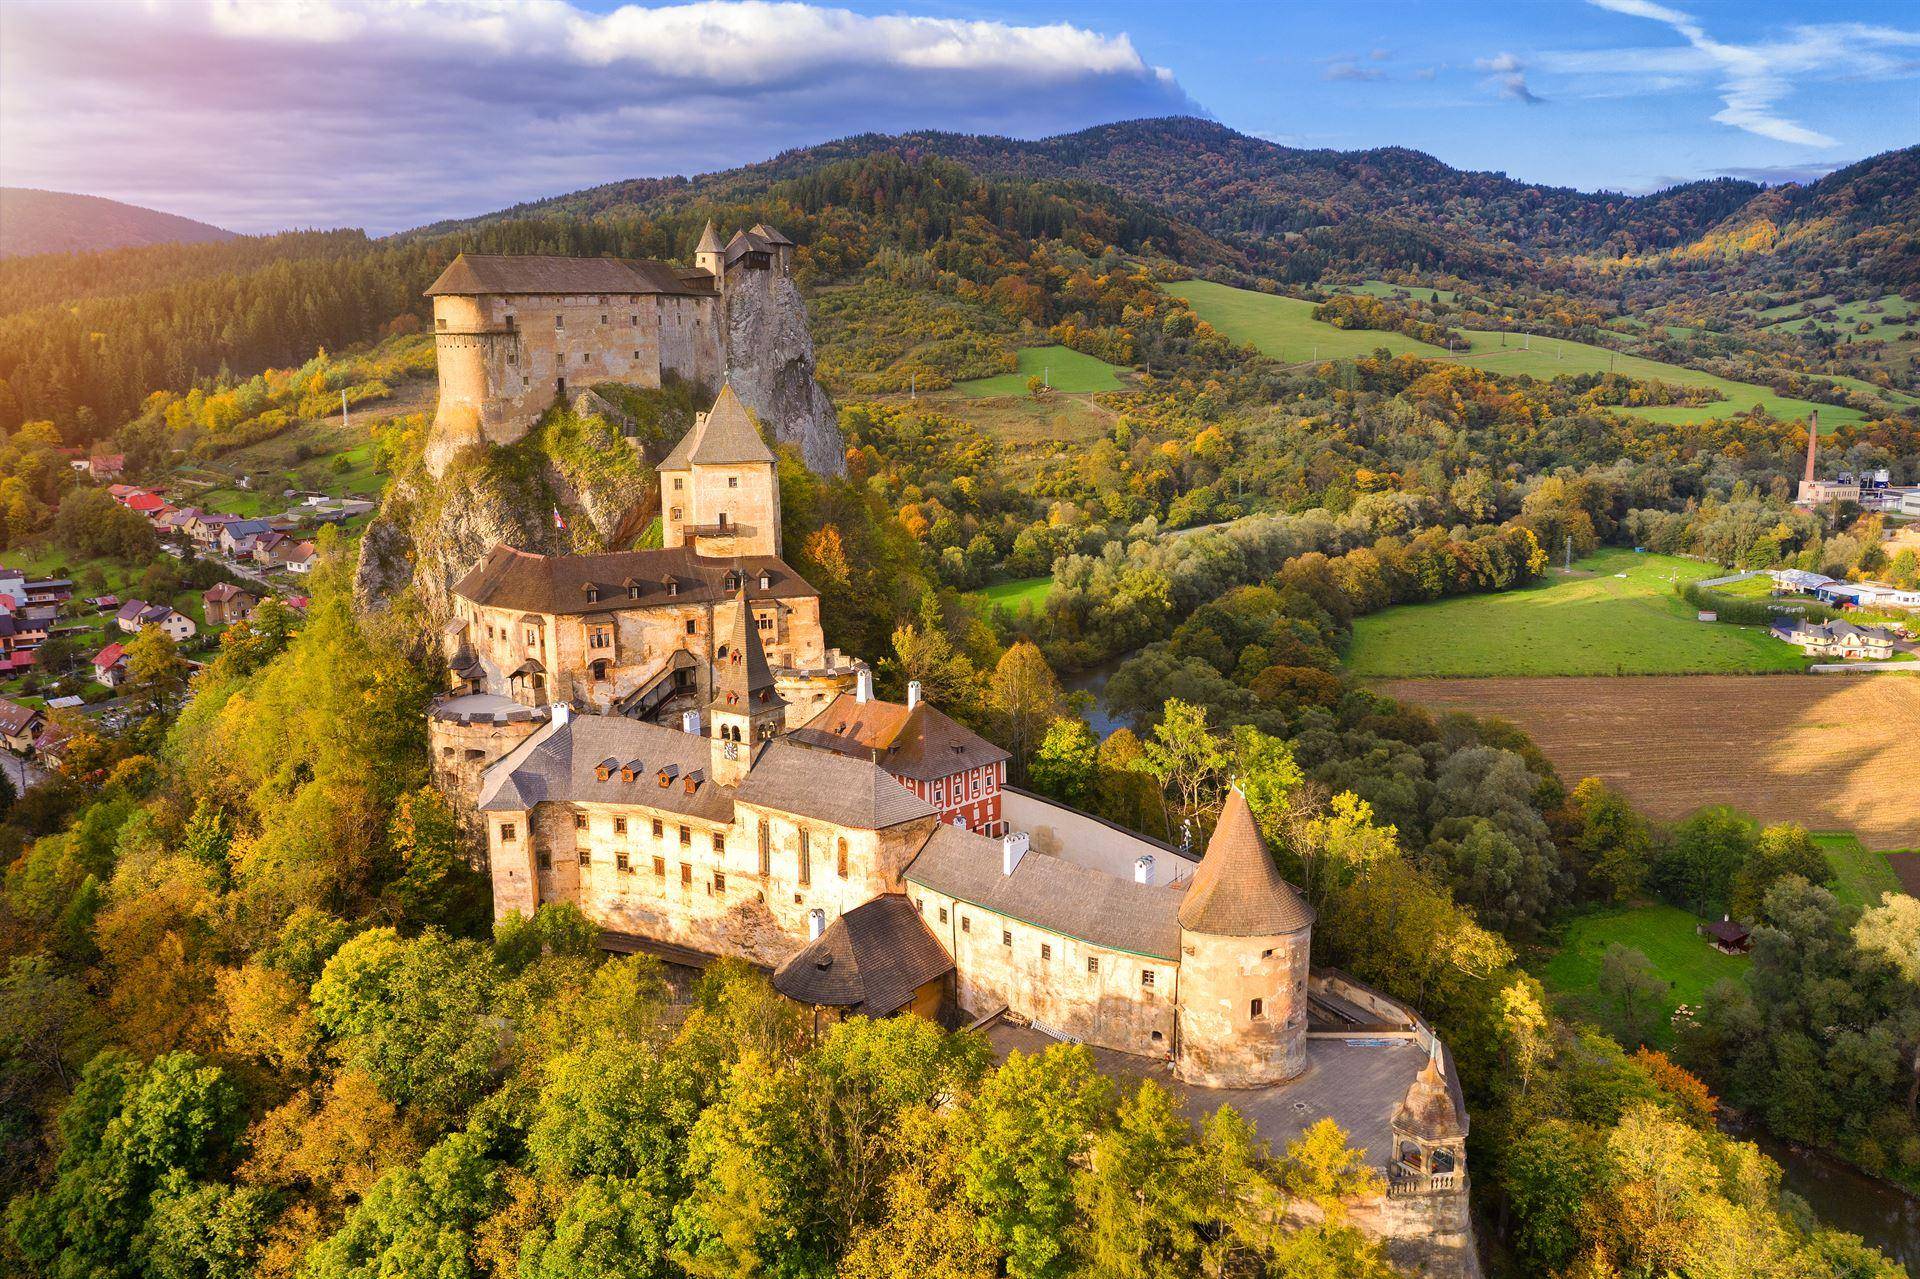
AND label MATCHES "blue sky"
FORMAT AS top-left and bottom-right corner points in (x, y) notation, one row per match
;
(1, 0), (1914, 233)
